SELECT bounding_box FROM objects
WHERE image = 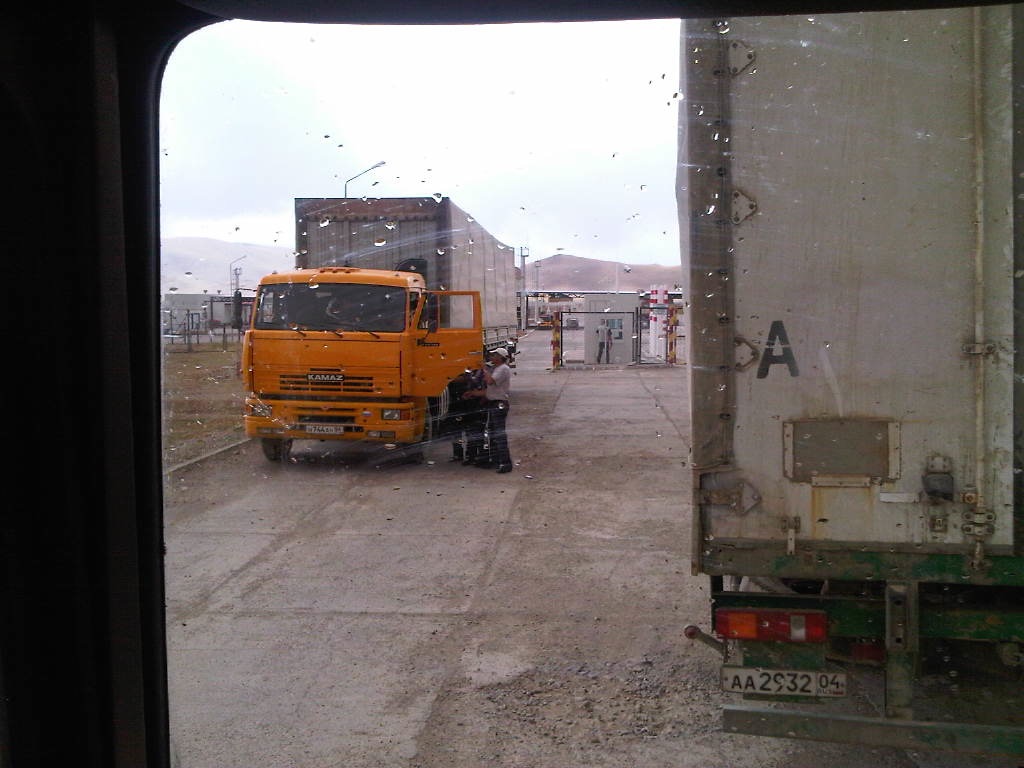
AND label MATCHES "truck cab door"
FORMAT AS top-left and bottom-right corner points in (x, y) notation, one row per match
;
(410, 290), (484, 396)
